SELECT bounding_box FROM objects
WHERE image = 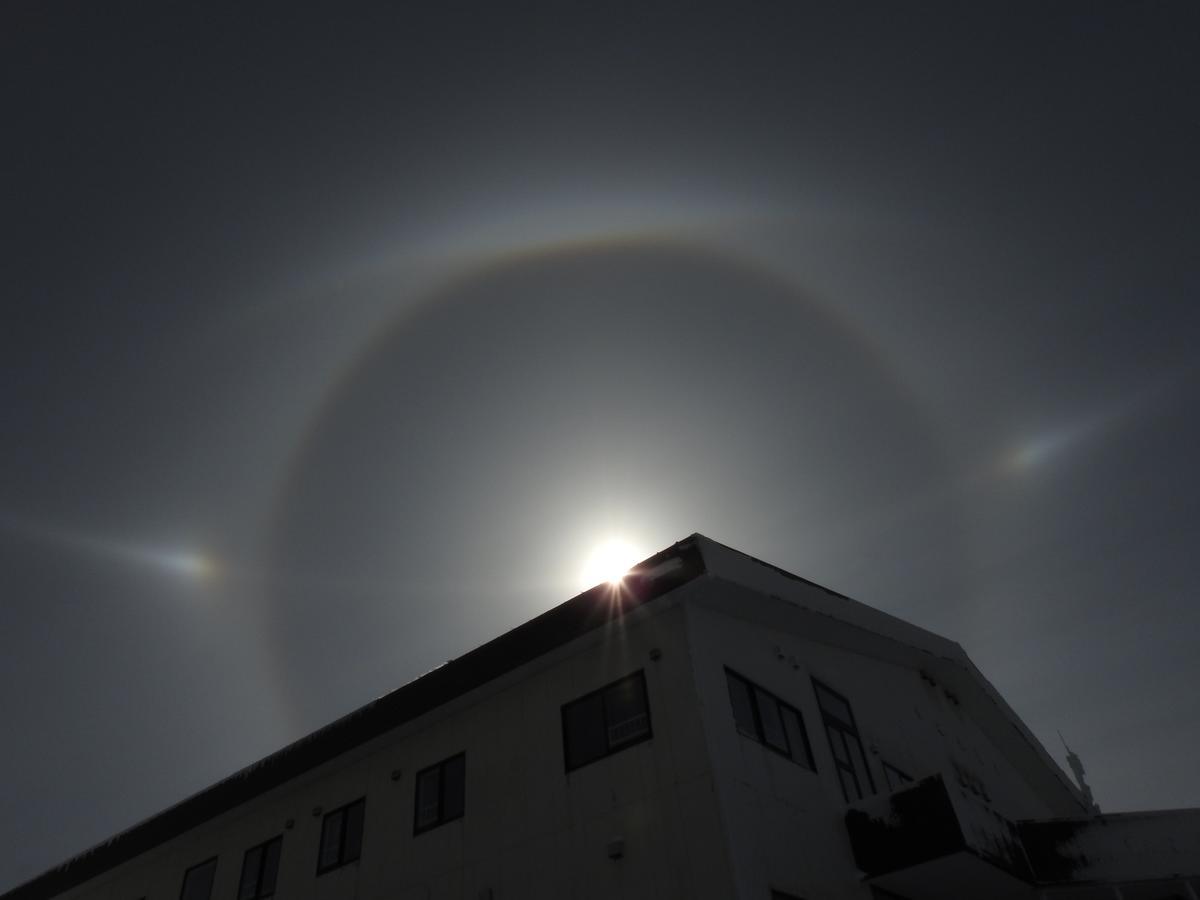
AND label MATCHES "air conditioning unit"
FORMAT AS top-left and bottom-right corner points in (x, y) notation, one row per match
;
(607, 713), (648, 744)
